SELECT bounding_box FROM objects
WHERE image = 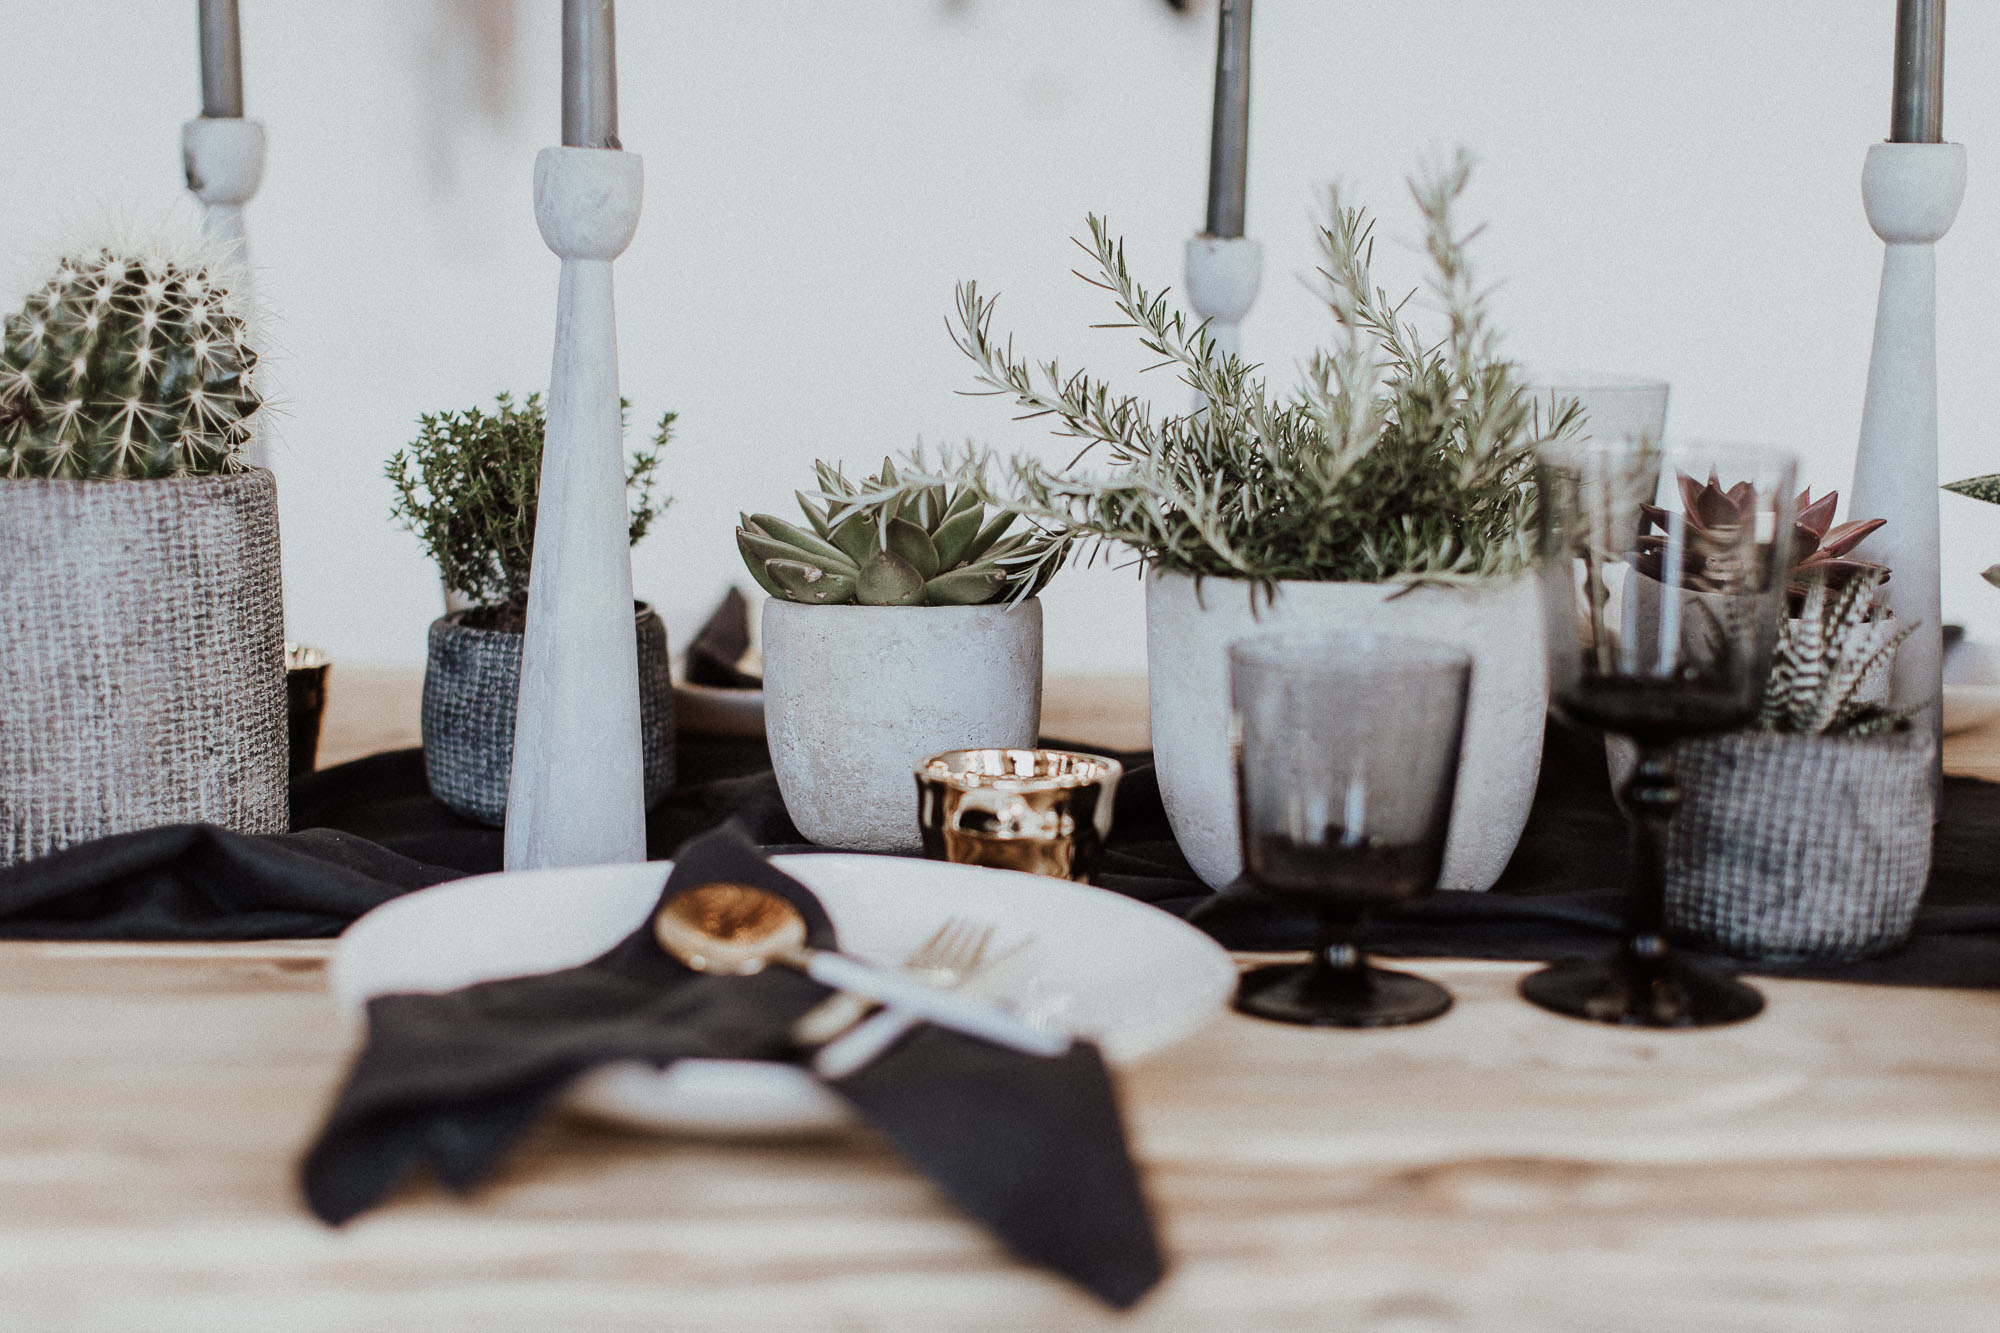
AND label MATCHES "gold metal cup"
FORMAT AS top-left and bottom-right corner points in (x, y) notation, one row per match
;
(914, 748), (1123, 883)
